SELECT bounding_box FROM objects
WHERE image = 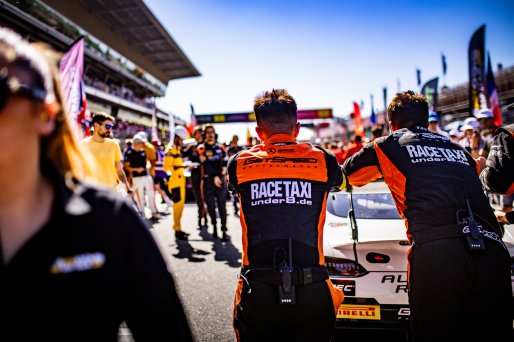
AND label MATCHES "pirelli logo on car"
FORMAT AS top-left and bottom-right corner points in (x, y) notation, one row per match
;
(337, 304), (381, 320)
